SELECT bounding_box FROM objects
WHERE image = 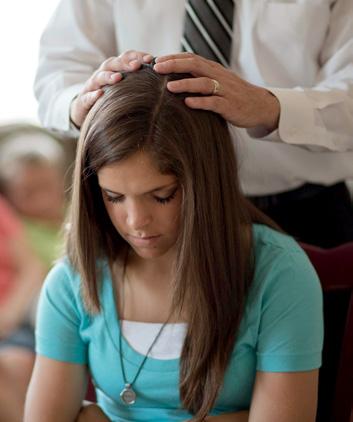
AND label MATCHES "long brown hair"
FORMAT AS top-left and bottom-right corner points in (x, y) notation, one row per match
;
(67, 66), (278, 420)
